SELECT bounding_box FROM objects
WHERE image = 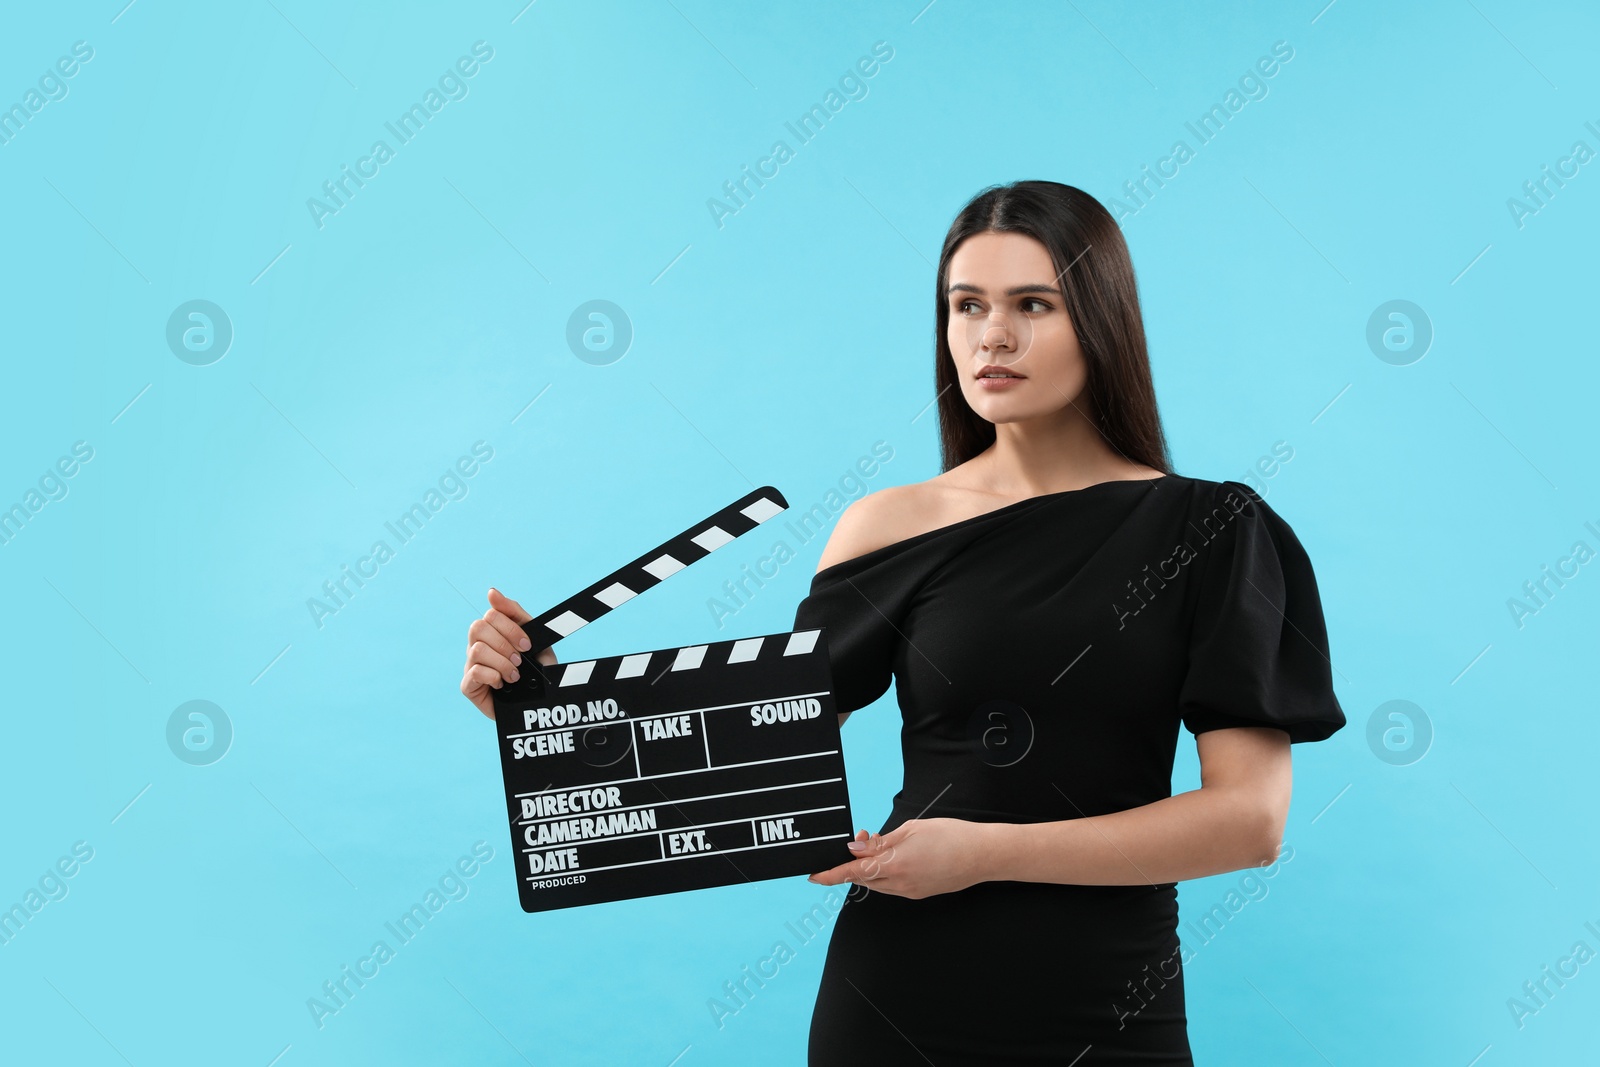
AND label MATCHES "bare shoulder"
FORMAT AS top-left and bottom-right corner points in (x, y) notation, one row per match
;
(814, 484), (925, 574)
(814, 475), (998, 574)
